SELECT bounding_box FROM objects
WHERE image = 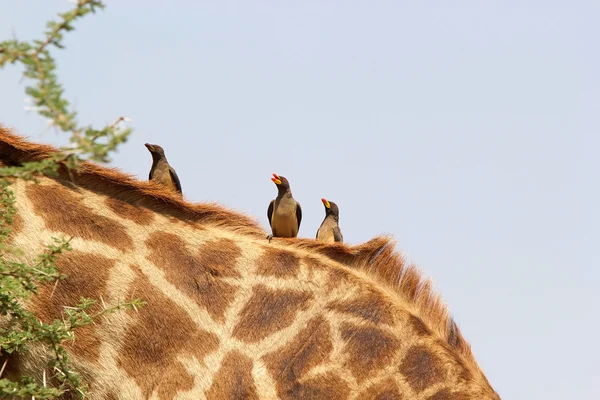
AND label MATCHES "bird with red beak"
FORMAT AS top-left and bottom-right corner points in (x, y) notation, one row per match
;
(267, 173), (302, 241)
